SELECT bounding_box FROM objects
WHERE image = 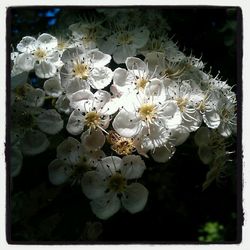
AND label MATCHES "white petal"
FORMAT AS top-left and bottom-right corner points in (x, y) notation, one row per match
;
(170, 126), (190, 146)
(81, 129), (105, 150)
(121, 183), (148, 214)
(112, 109), (141, 138)
(203, 110), (221, 129)
(61, 47), (84, 63)
(15, 53), (35, 71)
(121, 155), (146, 179)
(44, 77), (63, 97)
(37, 33), (58, 50)
(151, 144), (176, 163)
(88, 50), (111, 67)
(56, 137), (81, 165)
(16, 36), (36, 53)
(35, 61), (57, 78)
(125, 57), (147, 73)
(113, 45), (136, 64)
(159, 101), (182, 129)
(36, 109), (63, 135)
(93, 90), (111, 110)
(96, 156), (123, 178)
(70, 90), (94, 111)
(131, 27), (150, 48)
(55, 95), (71, 114)
(90, 193), (121, 220)
(65, 78), (90, 98)
(11, 71), (29, 89)
(66, 110), (85, 135)
(88, 67), (113, 89)
(25, 88), (45, 107)
(181, 110), (202, 132)
(145, 78), (165, 103)
(48, 159), (71, 185)
(81, 171), (106, 199)
(21, 130), (49, 155)
(97, 37), (116, 55)
(194, 127), (210, 147)
(11, 146), (23, 177)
